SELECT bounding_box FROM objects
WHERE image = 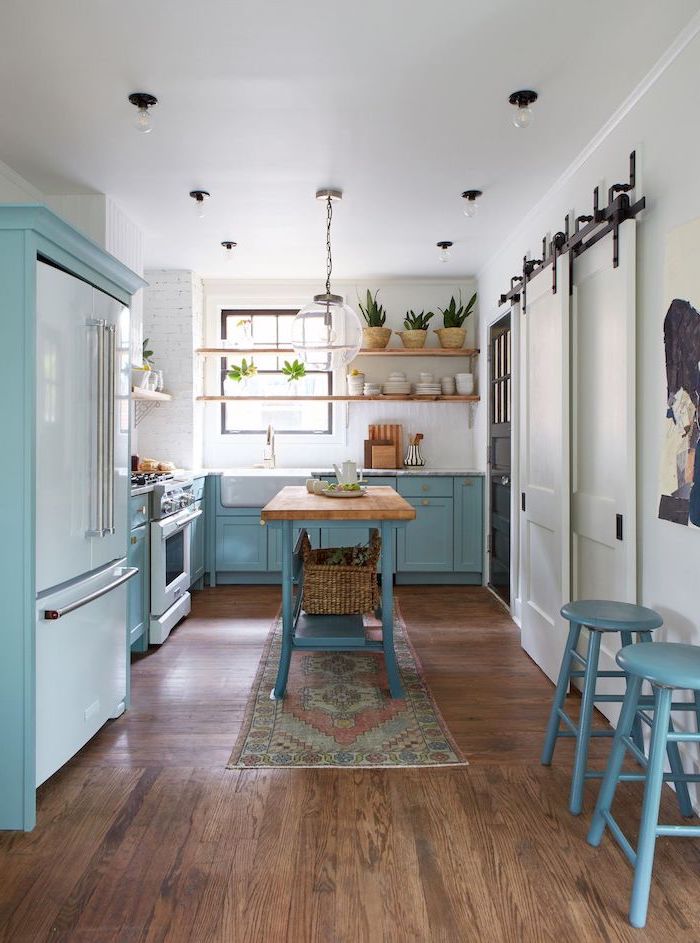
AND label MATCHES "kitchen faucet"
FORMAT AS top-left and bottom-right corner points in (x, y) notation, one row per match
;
(263, 424), (276, 469)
